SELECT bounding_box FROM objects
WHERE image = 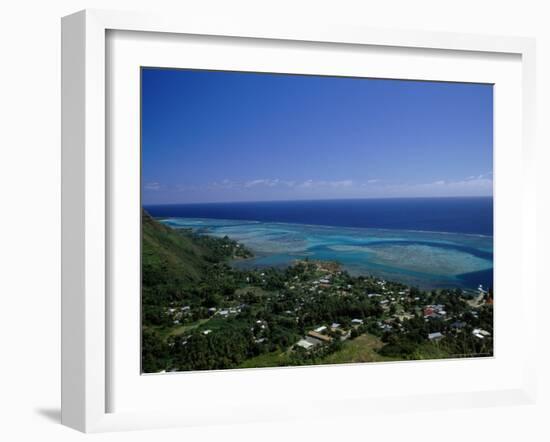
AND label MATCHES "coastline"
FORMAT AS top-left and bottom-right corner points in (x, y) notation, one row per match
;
(157, 216), (494, 291)
(141, 212), (494, 373)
